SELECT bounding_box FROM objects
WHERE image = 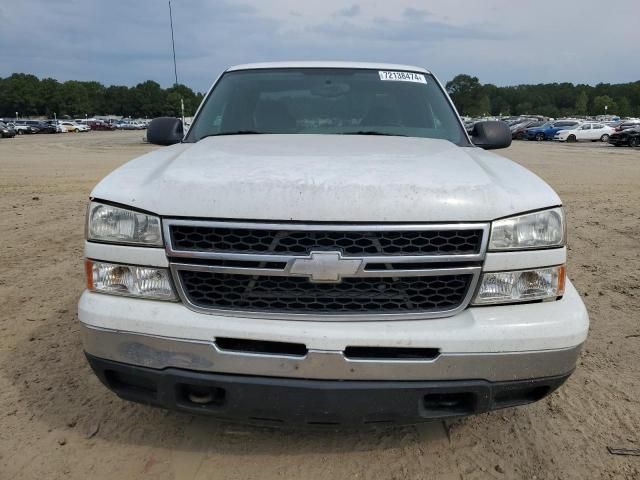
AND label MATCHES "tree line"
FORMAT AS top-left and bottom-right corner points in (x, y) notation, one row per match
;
(2, 72), (639, 120)
(0, 73), (204, 118)
(446, 74), (640, 118)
